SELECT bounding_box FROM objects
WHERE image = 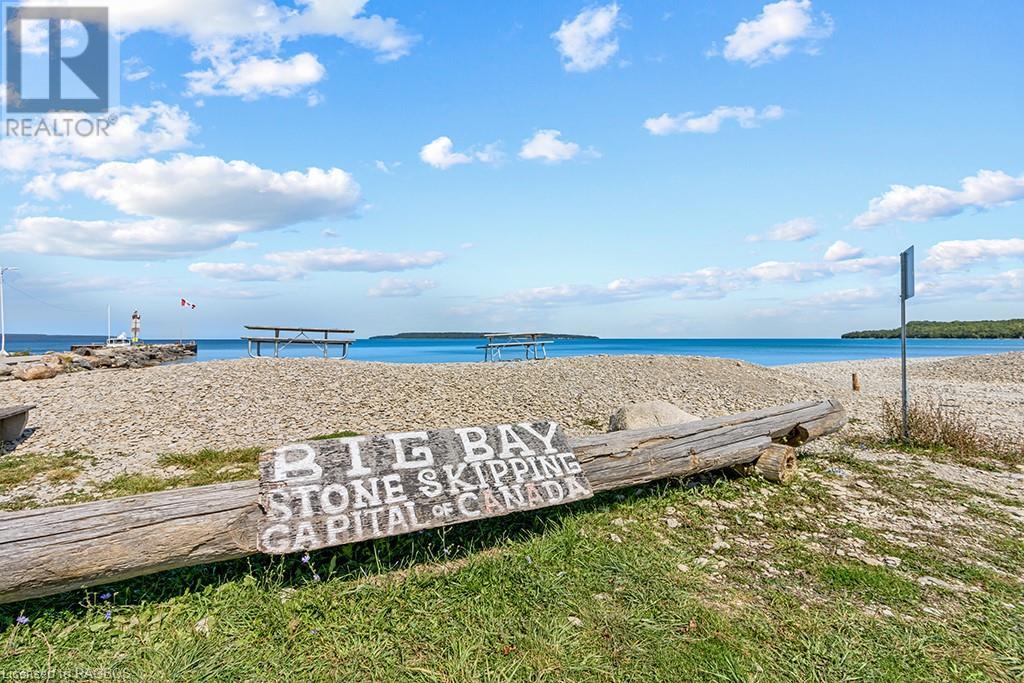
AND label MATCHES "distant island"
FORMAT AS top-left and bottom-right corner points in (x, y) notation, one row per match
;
(843, 319), (1024, 339)
(369, 332), (600, 340)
